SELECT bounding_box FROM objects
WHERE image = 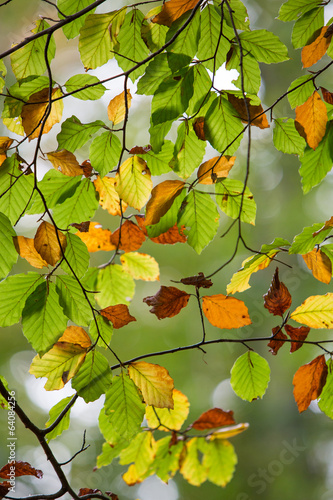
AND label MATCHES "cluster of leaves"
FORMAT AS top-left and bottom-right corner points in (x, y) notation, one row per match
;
(1, 0), (333, 498)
